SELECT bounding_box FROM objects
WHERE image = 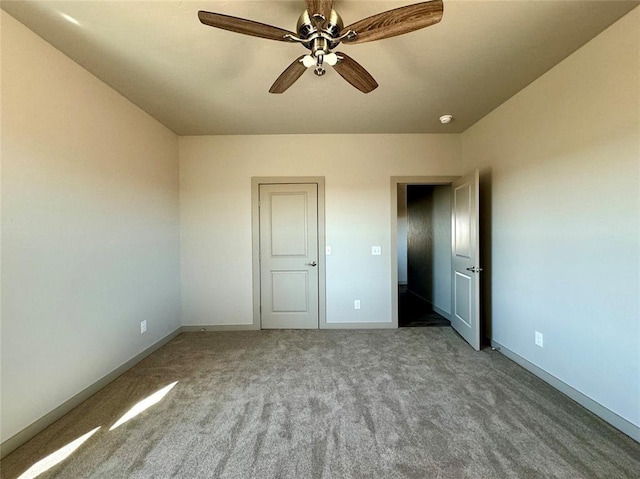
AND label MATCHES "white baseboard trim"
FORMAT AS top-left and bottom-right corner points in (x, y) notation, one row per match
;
(0, 327), (182, 459)
(491, 340), (639, 443)
(184, 323), (397, 331)
(432, 305), (452, 321)
(404, 291), (451, 322)
(186, 323), (396, 331)
(15, 329), (629, 462)
(322, 322), (395, 329)
(181, 324), (259, 332)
